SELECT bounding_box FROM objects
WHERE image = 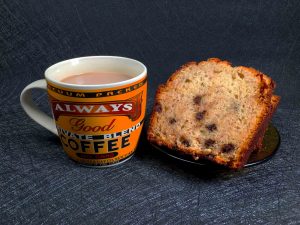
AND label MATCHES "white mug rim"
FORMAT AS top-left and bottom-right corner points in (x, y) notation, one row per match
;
(45, 56), (147, 90)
